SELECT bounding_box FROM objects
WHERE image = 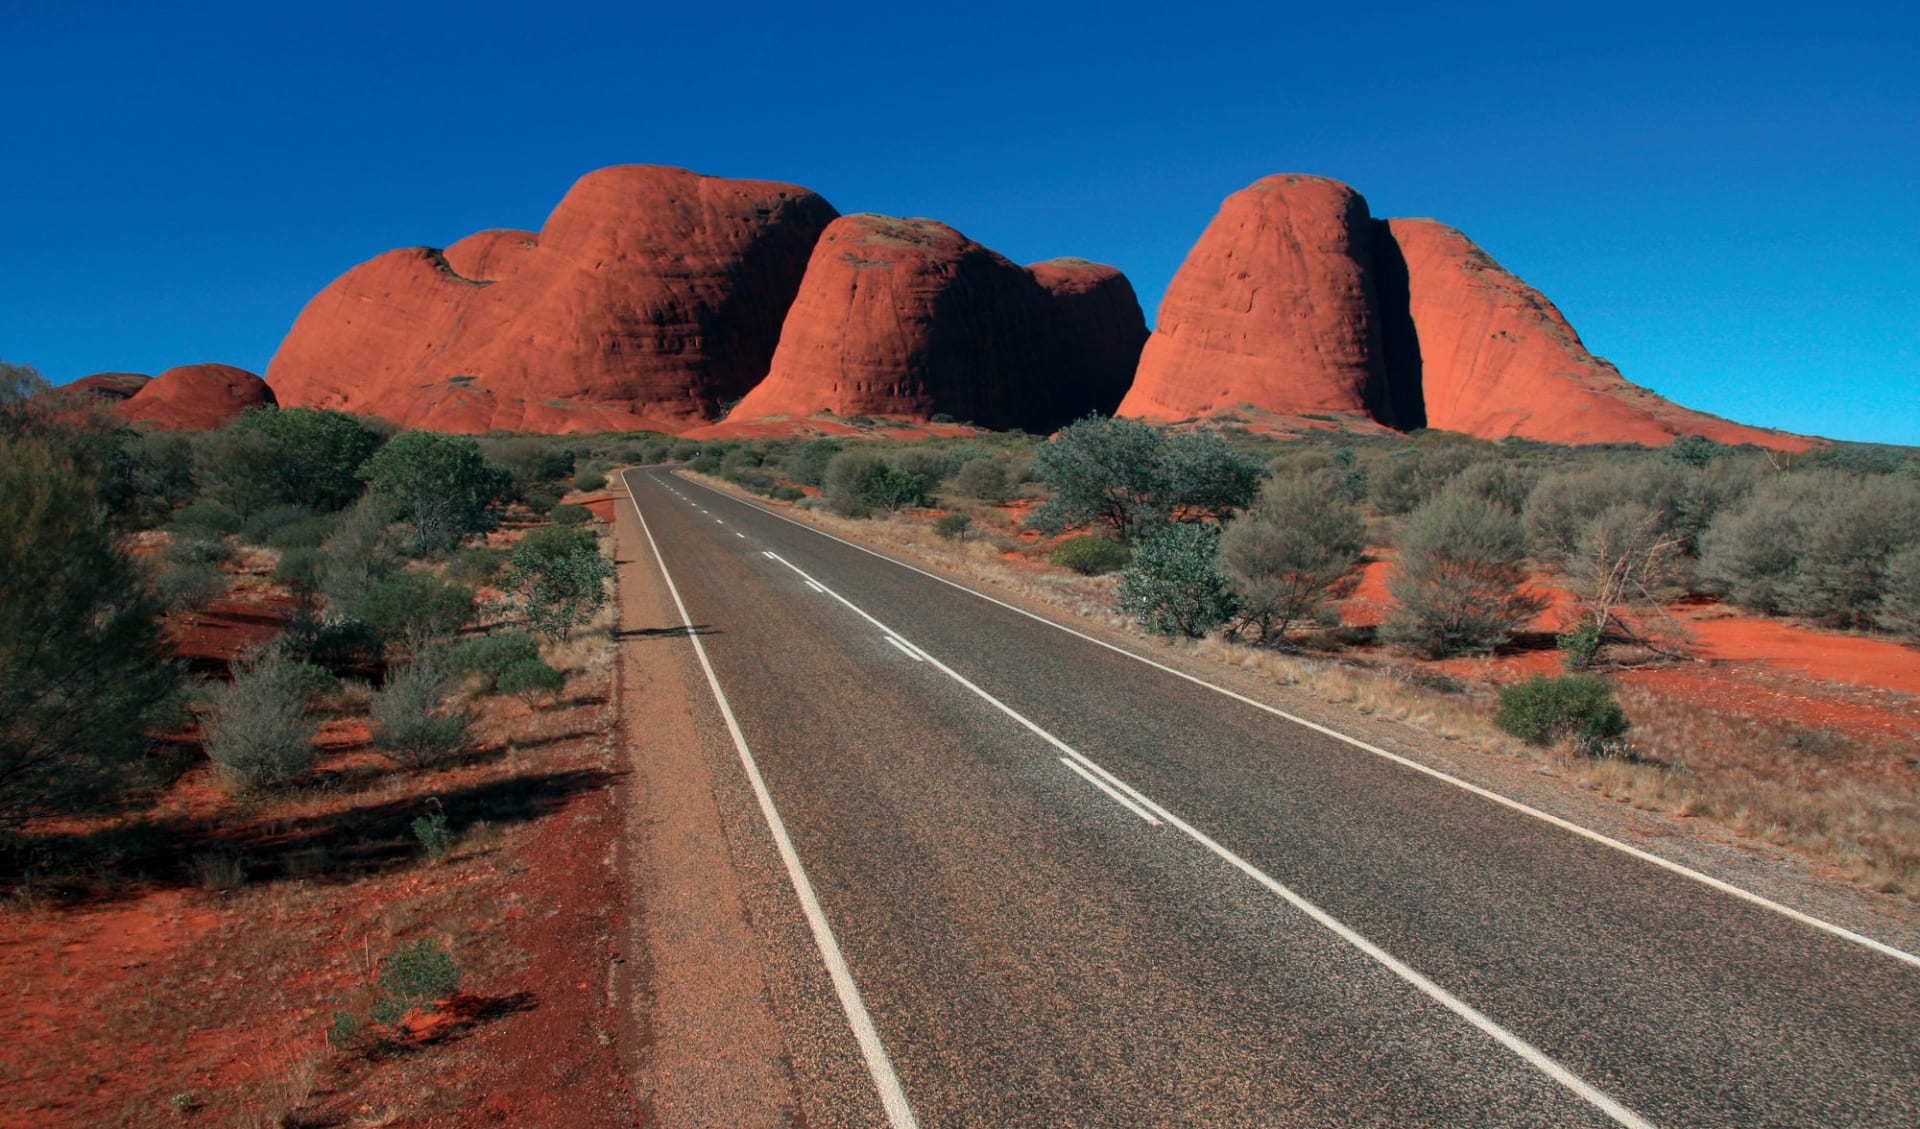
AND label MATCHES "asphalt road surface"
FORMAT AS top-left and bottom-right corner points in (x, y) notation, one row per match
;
(620, 466), (1919, 1129)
